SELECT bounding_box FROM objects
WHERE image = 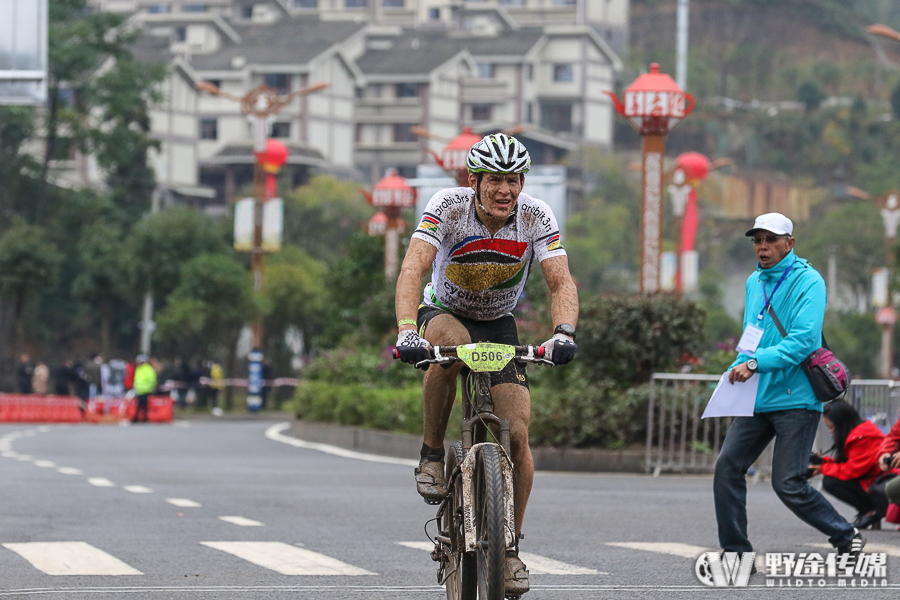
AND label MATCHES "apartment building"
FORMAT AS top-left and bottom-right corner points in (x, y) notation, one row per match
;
(73, 2), (622, 207)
